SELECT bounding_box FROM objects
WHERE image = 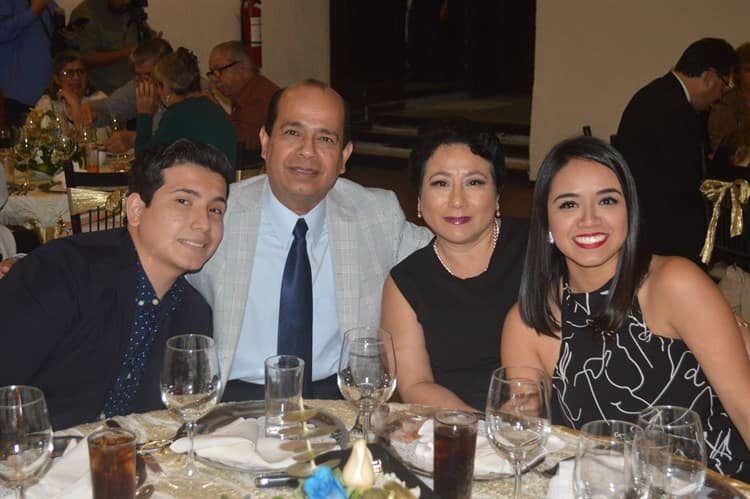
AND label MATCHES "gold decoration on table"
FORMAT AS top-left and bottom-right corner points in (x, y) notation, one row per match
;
(700, 178), (750, 264)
